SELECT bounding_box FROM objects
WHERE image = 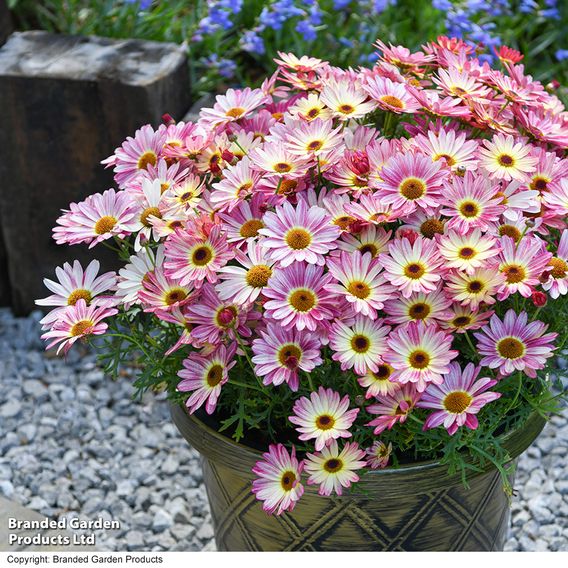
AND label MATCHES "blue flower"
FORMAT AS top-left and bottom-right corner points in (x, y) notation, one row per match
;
(239, 30), (266, 55)
(555, 49), (568, 61)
